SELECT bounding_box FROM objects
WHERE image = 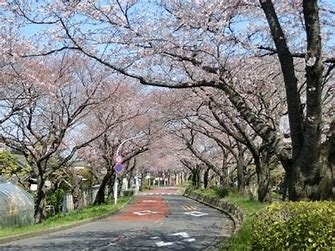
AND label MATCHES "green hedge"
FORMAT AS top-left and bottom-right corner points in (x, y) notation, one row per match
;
(251, 201), (335, 250)
(122, 190), (134, 196)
